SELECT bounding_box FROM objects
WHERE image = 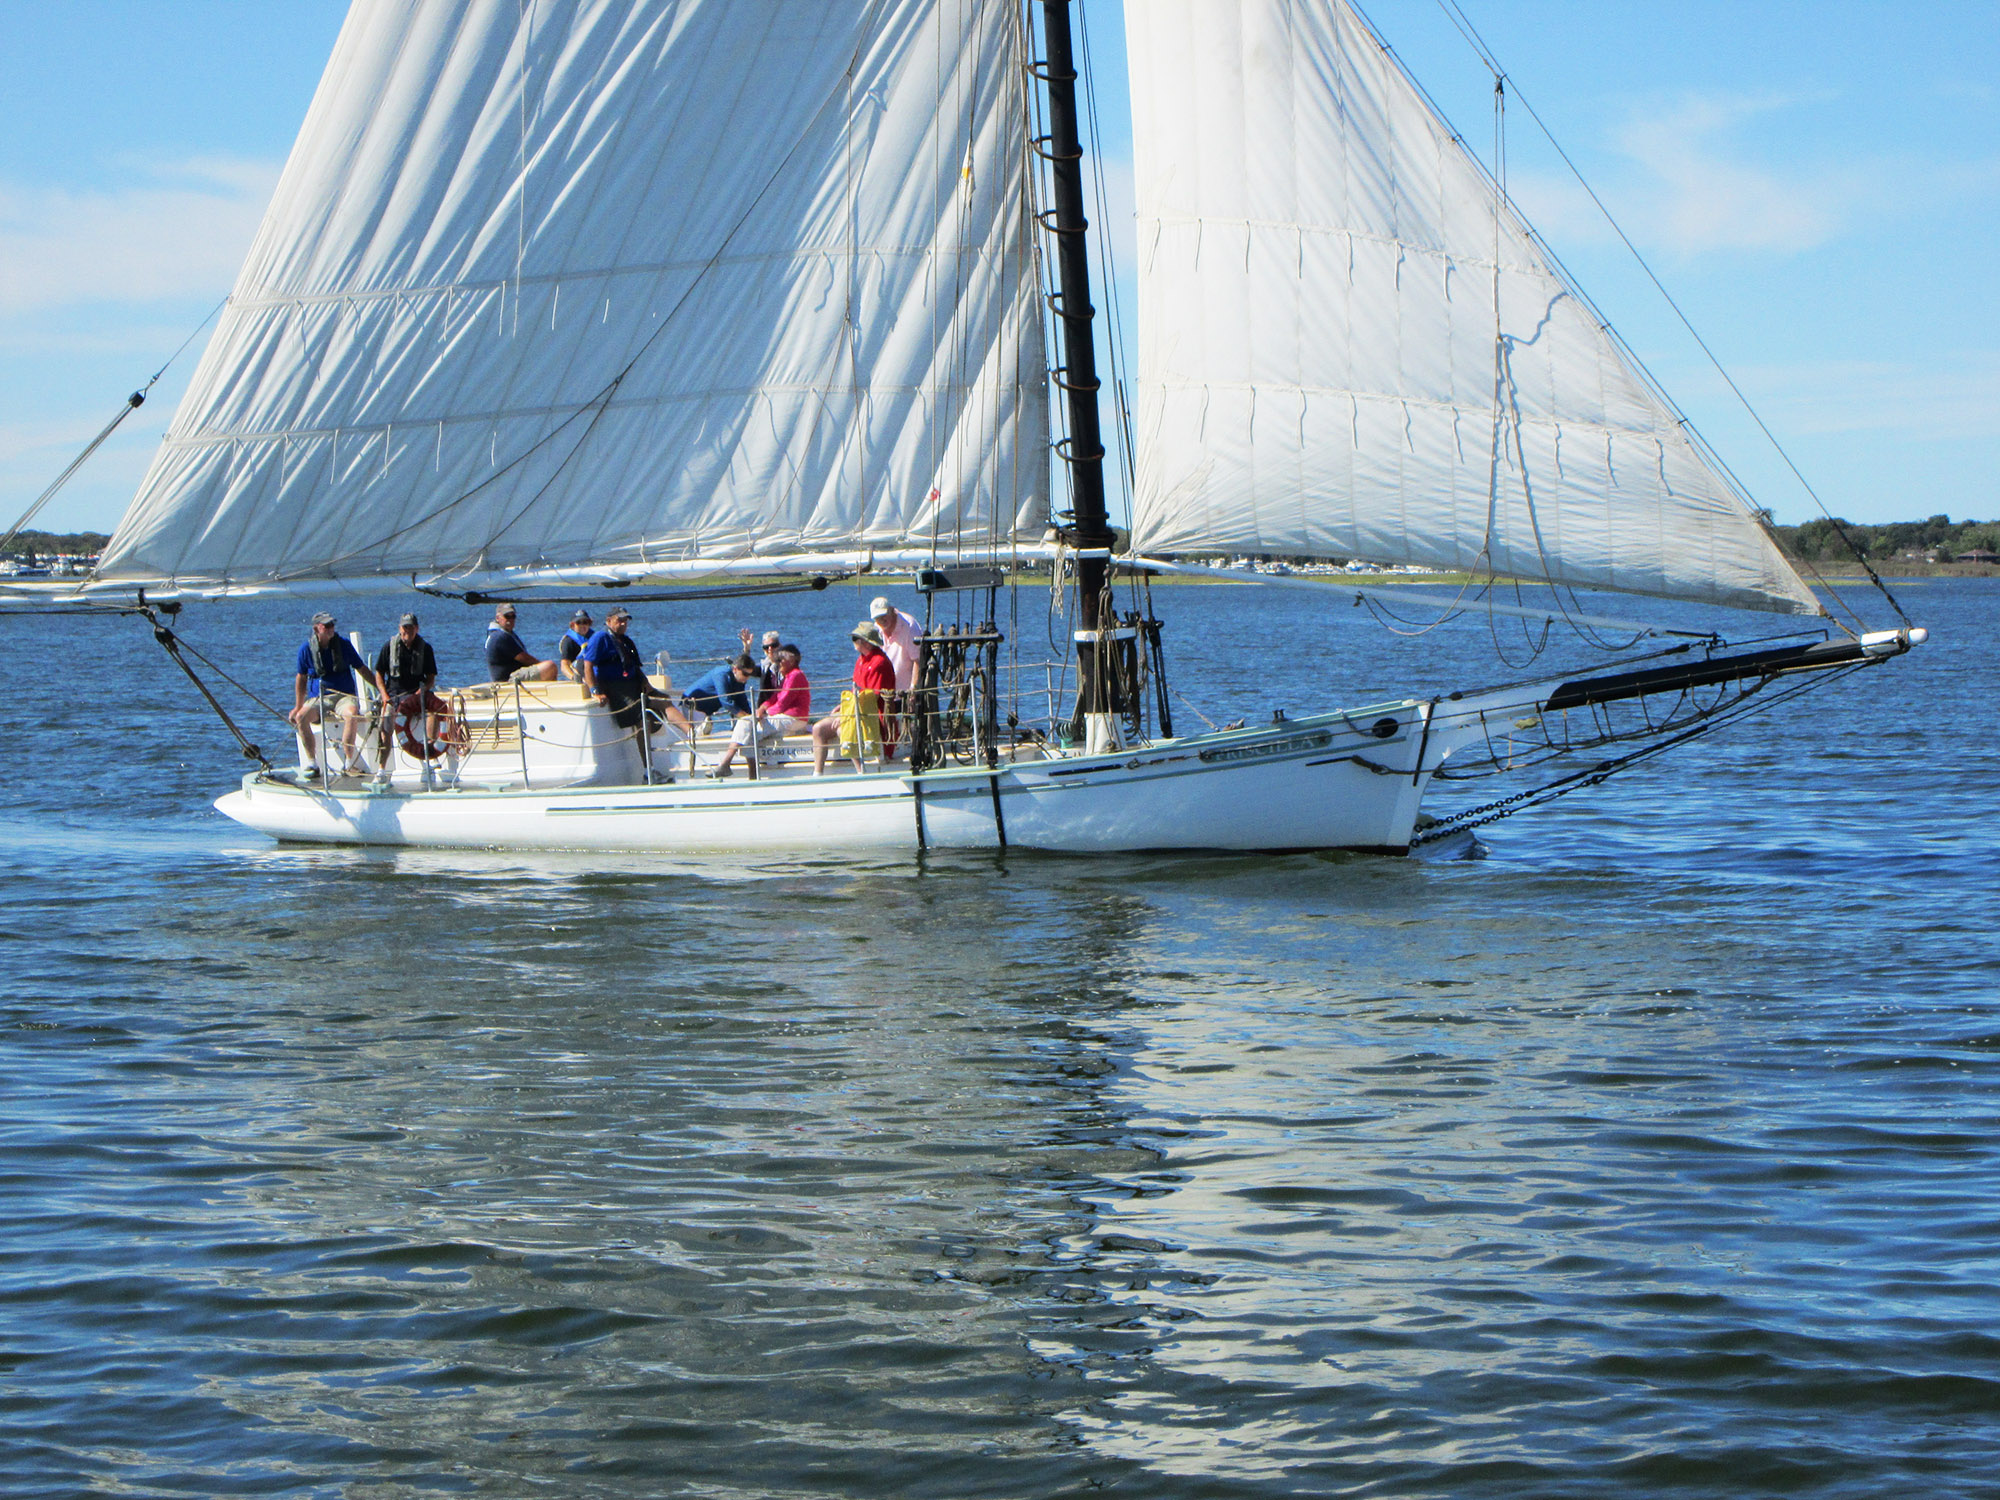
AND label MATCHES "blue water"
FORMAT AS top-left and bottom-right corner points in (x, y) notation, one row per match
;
(2, 578), (1994, 1497)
